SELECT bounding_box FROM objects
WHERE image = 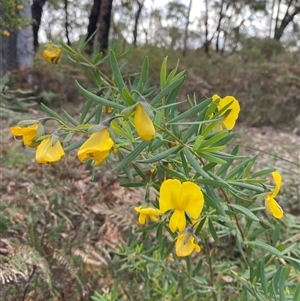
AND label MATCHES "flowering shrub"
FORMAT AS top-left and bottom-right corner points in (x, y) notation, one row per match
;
(10, 39), (300, 300)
